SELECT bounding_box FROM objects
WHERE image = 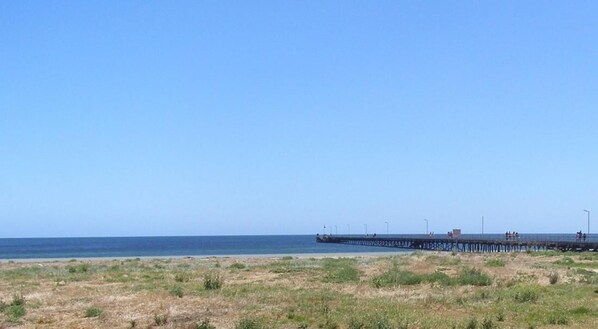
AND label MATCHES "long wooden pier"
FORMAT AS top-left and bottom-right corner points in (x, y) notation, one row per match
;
(316, 235), (598, 252)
